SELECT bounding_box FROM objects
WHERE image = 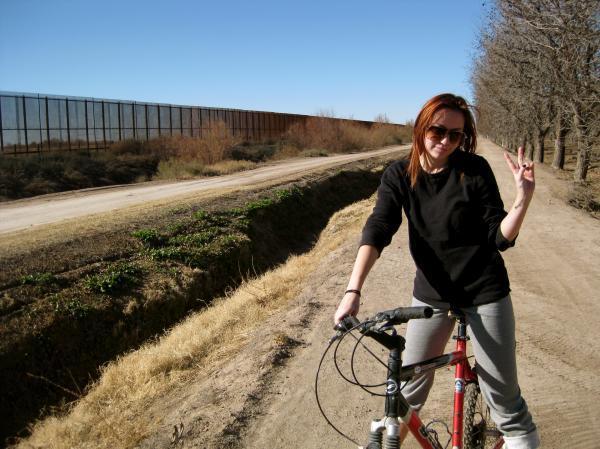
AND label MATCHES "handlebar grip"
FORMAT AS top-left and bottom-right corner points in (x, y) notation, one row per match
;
(376, 306), (433, 324)
(334, 315), (360, 332)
